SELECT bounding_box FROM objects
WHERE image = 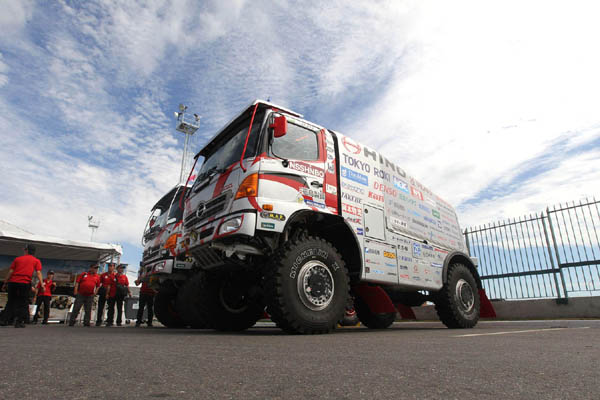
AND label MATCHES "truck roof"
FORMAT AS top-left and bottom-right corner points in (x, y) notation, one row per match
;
(193, 99), (302, 160)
